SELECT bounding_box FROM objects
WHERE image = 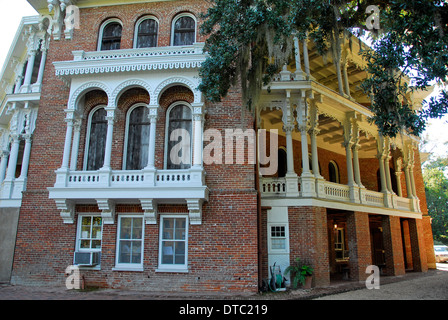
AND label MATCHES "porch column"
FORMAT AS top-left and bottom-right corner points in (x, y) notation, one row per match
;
(145, 106), (158, 170)
(69, 119), (82, 171)
(61, 118), (74, 170)
(0, 150), (9, 184)
(302, 37), (313, 80)
(352, 143), (363, 187)
(18, 134), (32, 180)
(293, 35), (305, 80)
(342, 60), (351, 98)
(385, 151), (394, 193)
(35, 47), (47, 86)
(101, 108), (115, 170)
(408, 219), (428, 273)
(394, 158), (403, 197)
(22, 49), (37, 92)
(296, 93), (315, 197)
(346, 211), (372, 281)
(14, 75), (24, 94)
(192, 104), (204, 168)
(285, 126), (295, 175)
(5, 134), (20, 180)
(381, 215), (406, 276)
